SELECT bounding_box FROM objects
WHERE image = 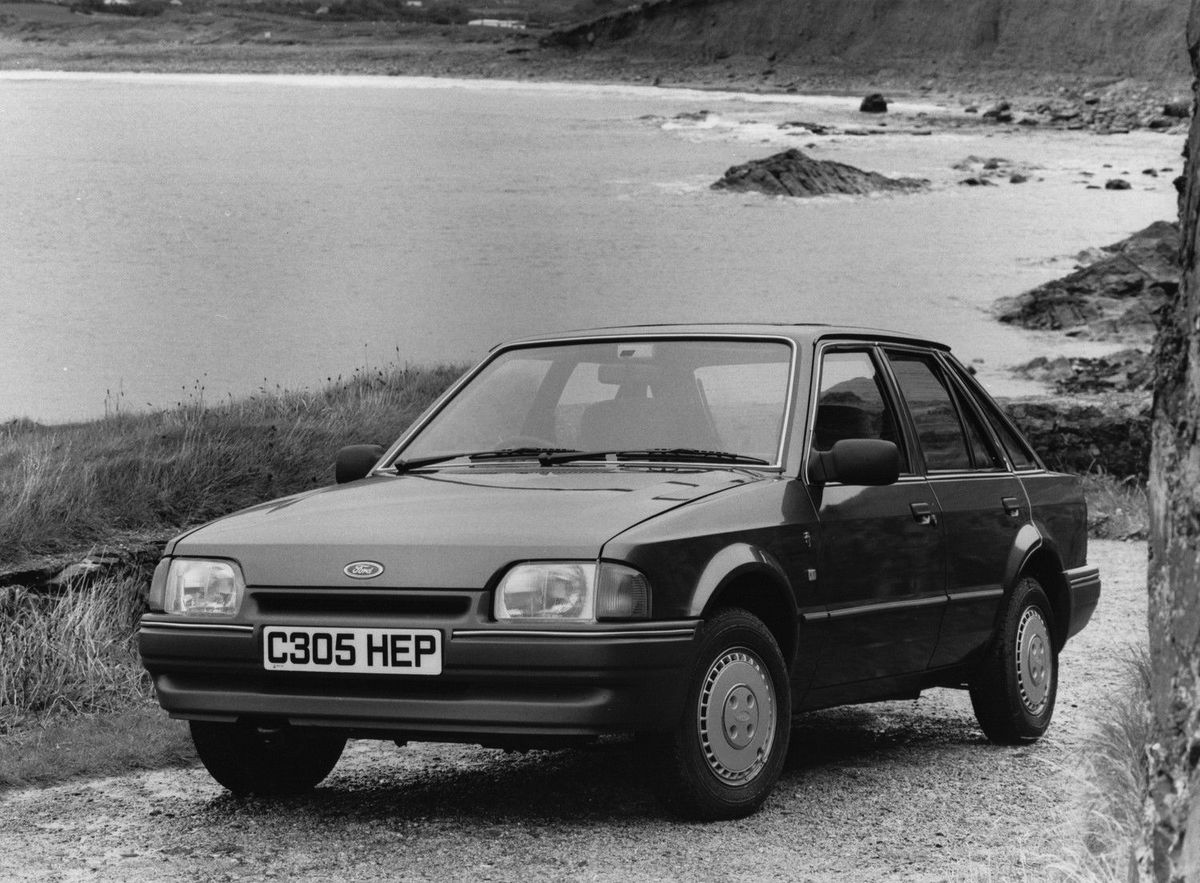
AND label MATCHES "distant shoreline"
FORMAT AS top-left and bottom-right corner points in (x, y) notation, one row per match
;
(0, 2), (1190, 111)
